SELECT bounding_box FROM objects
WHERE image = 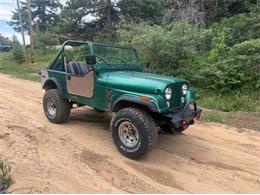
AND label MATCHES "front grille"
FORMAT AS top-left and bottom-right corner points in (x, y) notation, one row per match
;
(169, 83), (185, 110)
